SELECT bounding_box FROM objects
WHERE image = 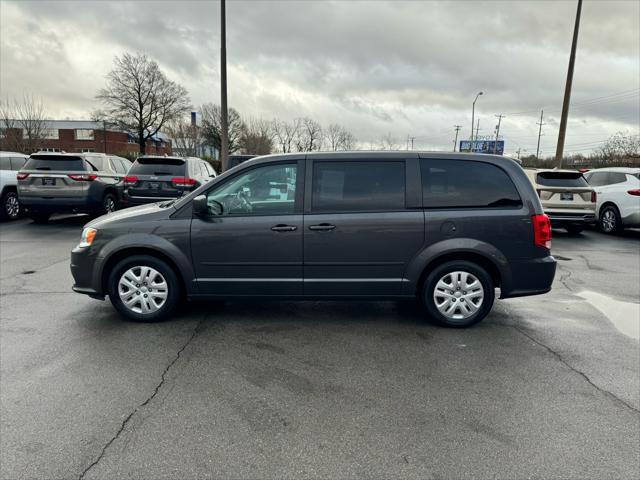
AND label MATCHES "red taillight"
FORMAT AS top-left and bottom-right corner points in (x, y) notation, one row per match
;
(627, 189), (640, 196)
(171, 177), (197, 187)
(591, 191), (597, 203)
(16, 172), (29, 180)
(68, 174), (97, 182)
(123, 175), (138, 186)
(532, 214), (552, 250)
